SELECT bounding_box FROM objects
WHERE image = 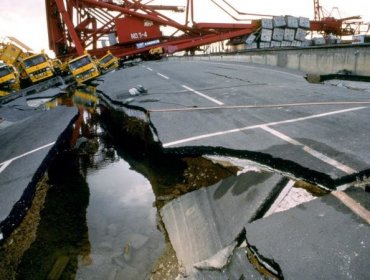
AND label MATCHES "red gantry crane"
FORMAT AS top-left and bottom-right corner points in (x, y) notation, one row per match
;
(45, 0), (259, 59)
(45, 0), (366, 60)
(310, 0), (362, 35)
